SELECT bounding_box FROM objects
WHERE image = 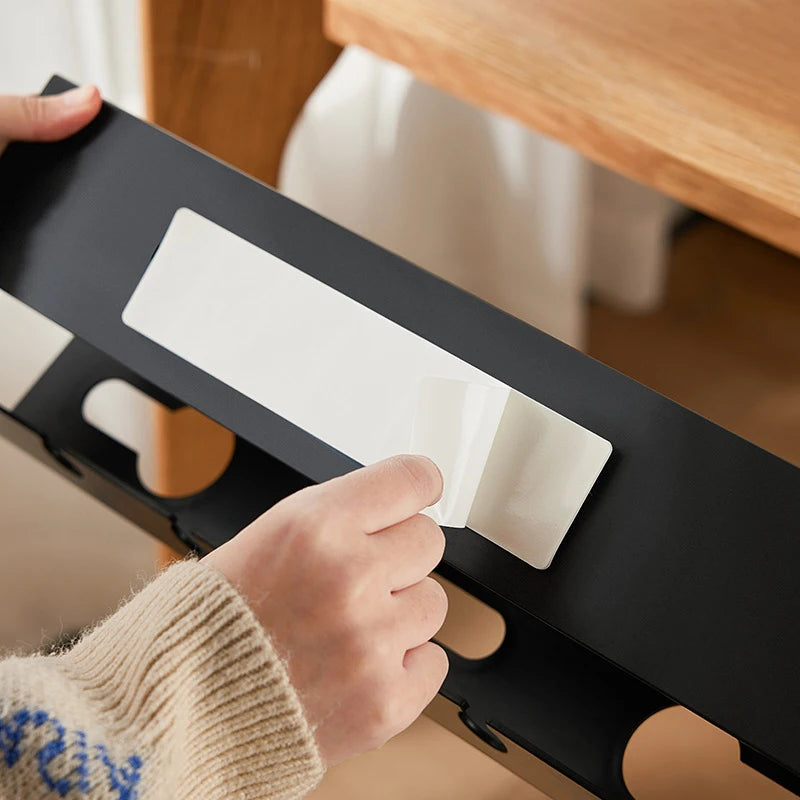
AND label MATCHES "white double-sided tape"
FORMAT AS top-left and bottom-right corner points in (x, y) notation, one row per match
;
(123, 209), (611, 568)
